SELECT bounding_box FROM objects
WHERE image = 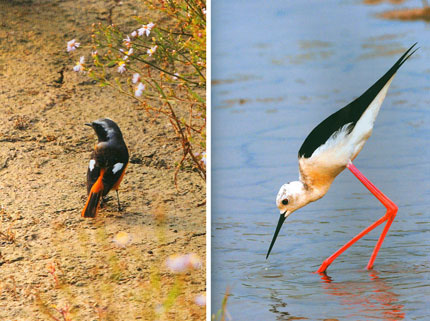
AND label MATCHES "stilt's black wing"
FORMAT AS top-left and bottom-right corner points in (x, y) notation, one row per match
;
(298, 43), (417, 159)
